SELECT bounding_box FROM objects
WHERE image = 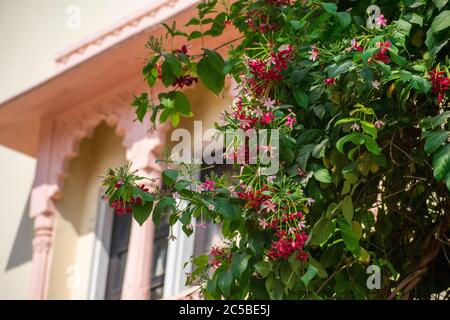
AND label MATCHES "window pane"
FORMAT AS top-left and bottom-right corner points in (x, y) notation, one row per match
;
(104, 212), (132, 300)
